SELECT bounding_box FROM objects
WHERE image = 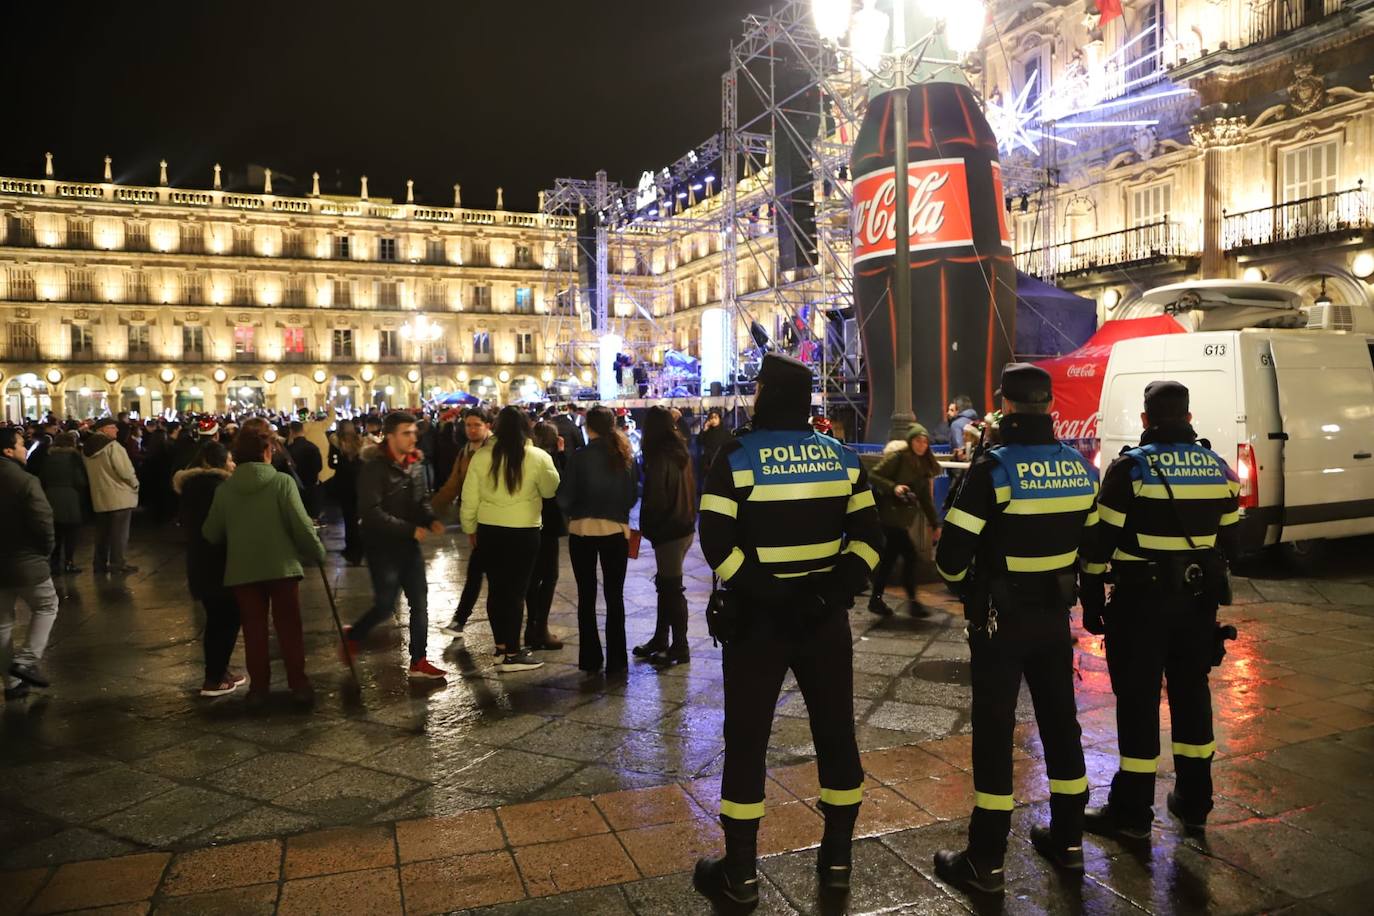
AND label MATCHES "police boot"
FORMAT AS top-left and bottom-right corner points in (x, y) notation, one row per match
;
(1032, 792), (1086, 871)
(933, 849), (1005, 895)
(936, 807), (1007, 895)
(816, 801), (860, 891)
(1167, 791), (1208, 833)
(694, 816), (759, 907)
(1084, 805), (1151, 841)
